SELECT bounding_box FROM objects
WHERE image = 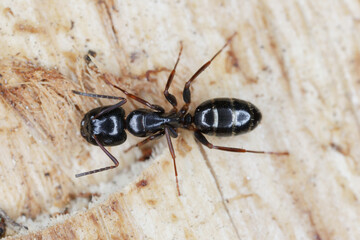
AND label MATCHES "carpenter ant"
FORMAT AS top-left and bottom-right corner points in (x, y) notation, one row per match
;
(73, 34), (289, 195)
